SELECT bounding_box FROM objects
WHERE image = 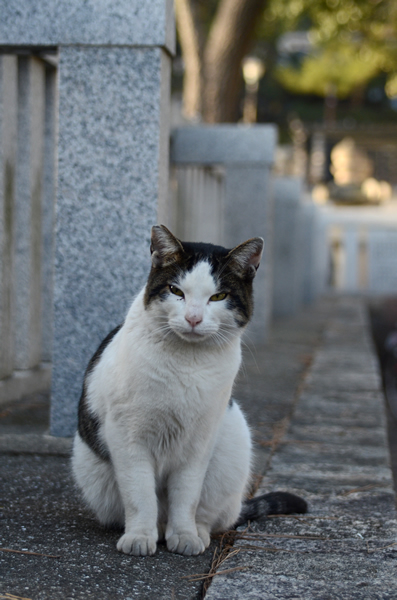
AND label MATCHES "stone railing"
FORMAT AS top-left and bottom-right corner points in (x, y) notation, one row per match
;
(0, 52), (57, 395)
(324, 206), (397, 293)
(167, 164), (225, 246)
(6, 3), (392, 438)
(168, 125), (277, 343)
(0, 0), (175, 437)
(272, 177), (327, 317)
